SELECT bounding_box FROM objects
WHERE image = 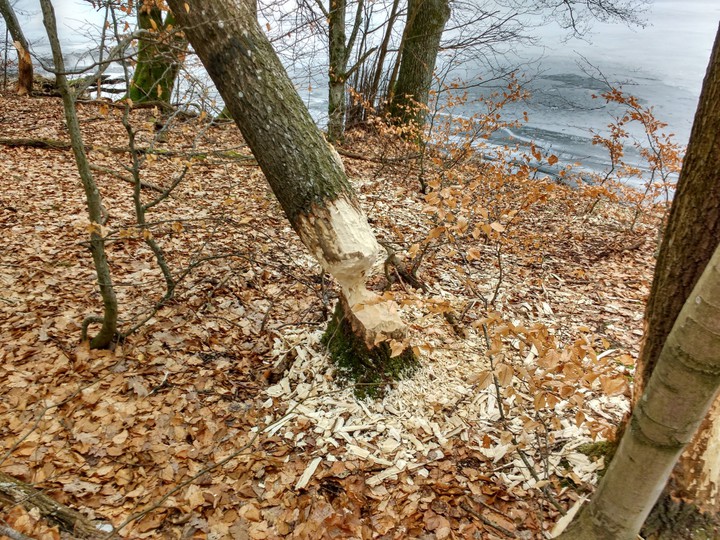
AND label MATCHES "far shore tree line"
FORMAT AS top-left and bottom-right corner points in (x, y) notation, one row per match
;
(2, 0), (720, 538)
